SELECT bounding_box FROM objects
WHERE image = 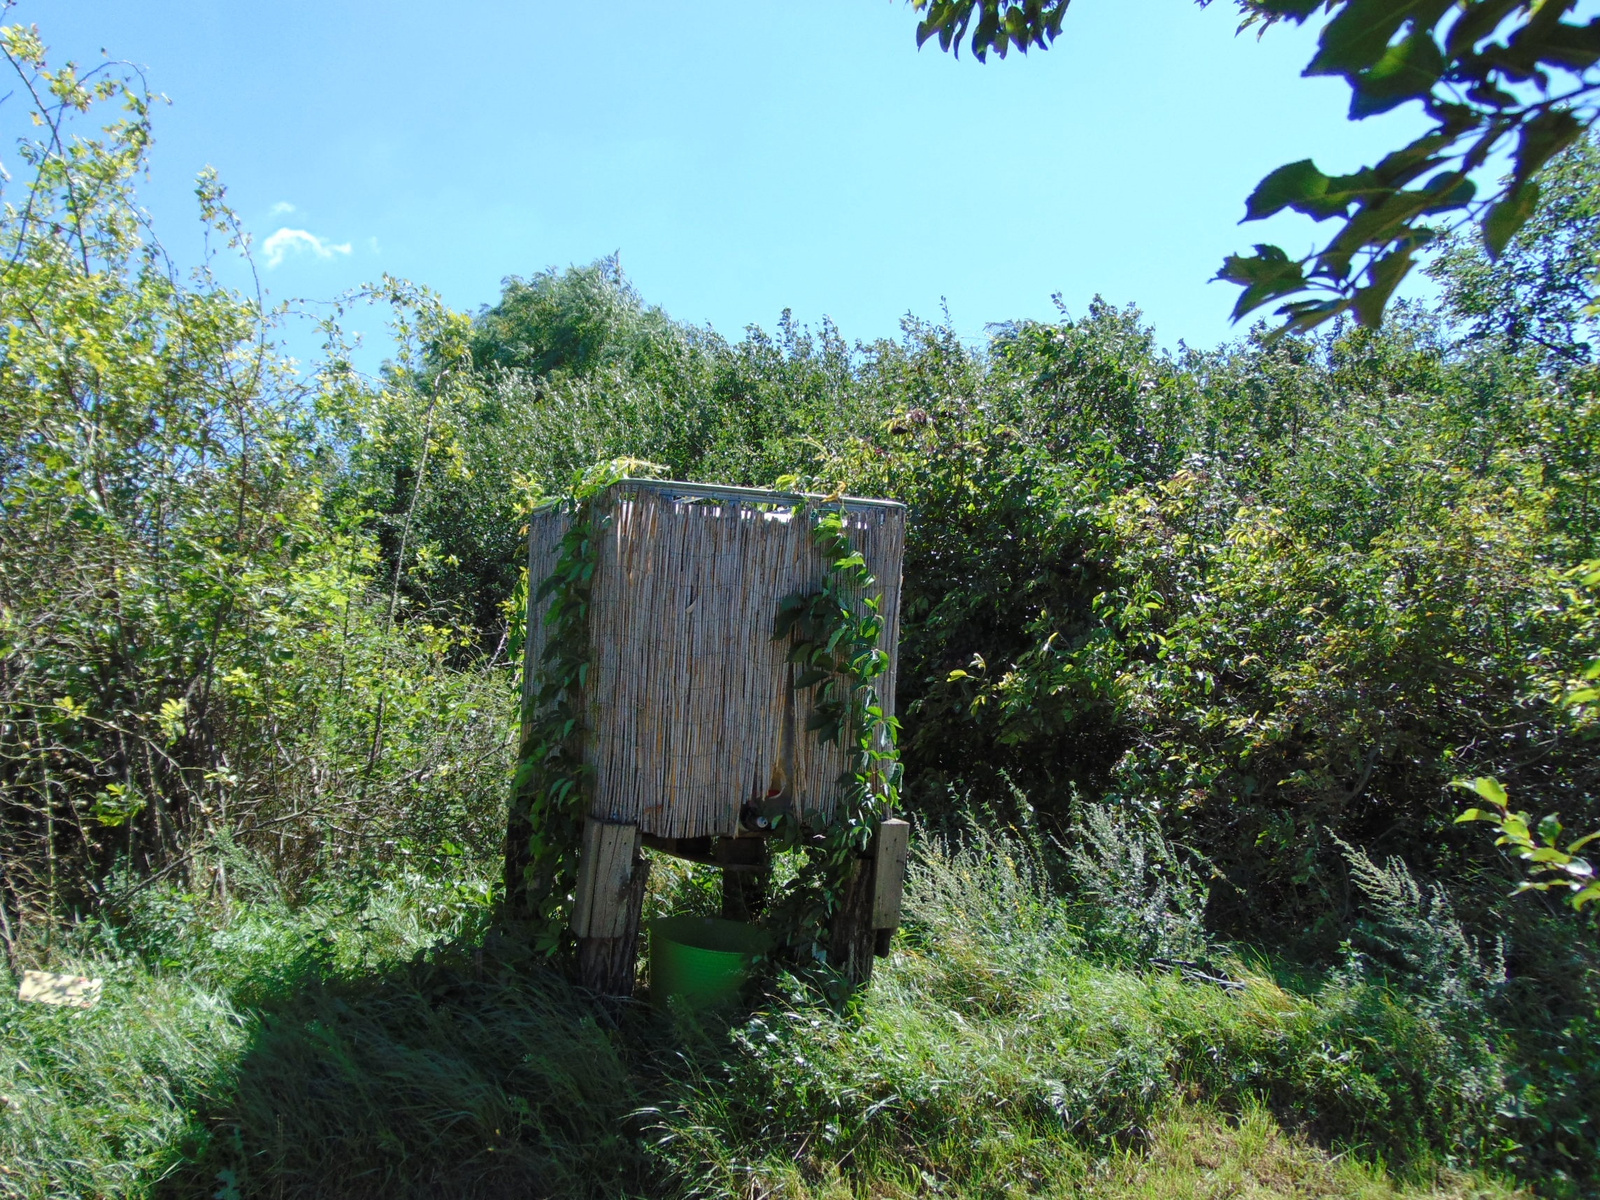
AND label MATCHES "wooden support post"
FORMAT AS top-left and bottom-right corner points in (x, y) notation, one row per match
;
(572, 818), (648, 998)
(716, 836), (770, 921)
(871, 818), (910, 958)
